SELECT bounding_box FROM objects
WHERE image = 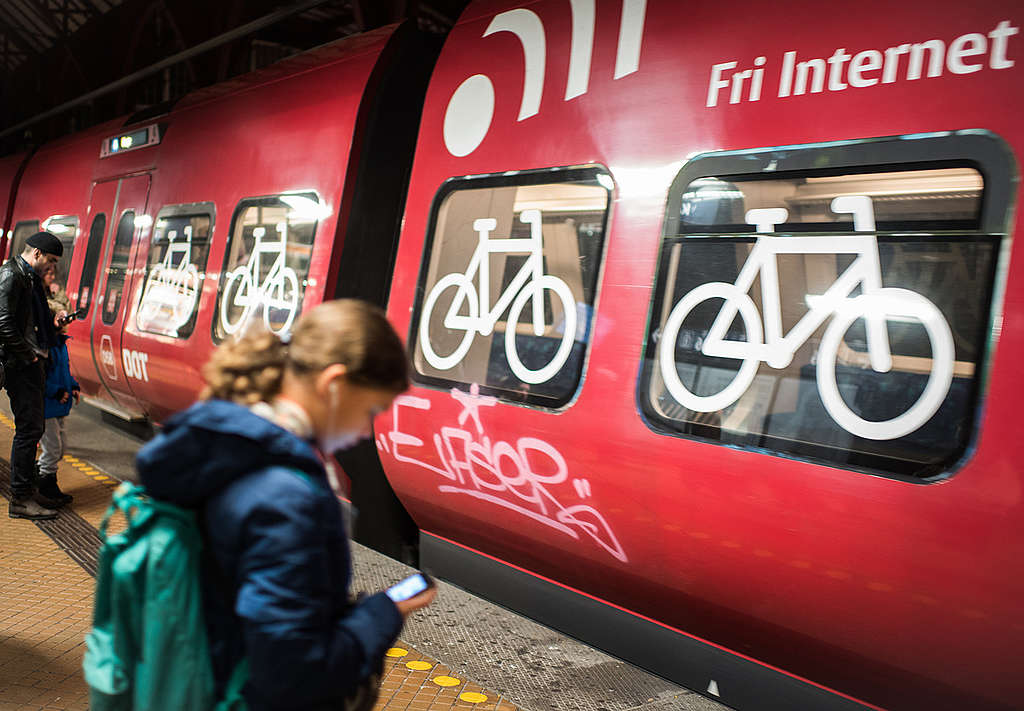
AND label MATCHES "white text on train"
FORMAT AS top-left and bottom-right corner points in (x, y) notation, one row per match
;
(122, 349), (150, 382)
(706, 20), (1018, 107)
